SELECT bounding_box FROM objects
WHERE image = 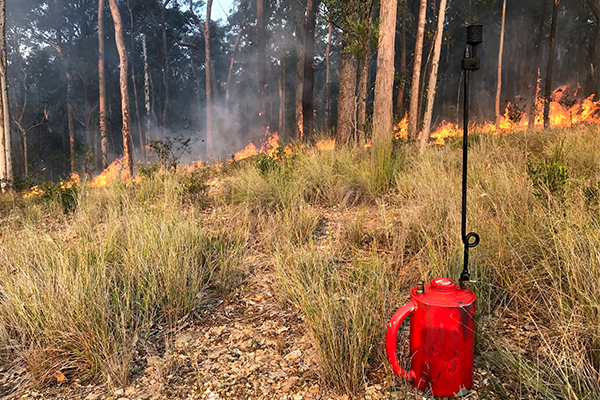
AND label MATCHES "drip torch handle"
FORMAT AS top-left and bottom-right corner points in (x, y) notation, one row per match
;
(386, 301), (417, 381)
